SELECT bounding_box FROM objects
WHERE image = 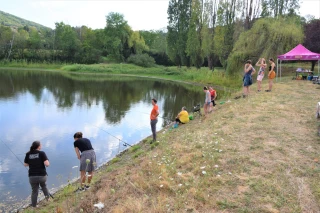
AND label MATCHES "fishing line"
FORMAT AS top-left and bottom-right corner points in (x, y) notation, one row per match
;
(0, 138), (26, 170)
(0, 138), (54, 200)
(92, 125), (133, 147)
(9, 73), (15, 94)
